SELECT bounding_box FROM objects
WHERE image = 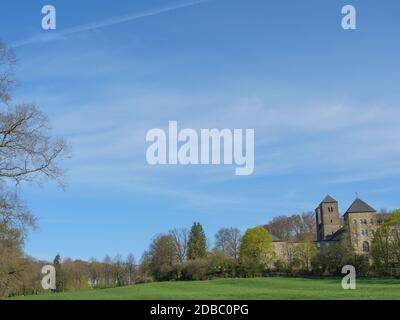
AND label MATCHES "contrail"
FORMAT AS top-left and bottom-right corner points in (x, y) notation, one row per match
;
(11, 0), (210, 48)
